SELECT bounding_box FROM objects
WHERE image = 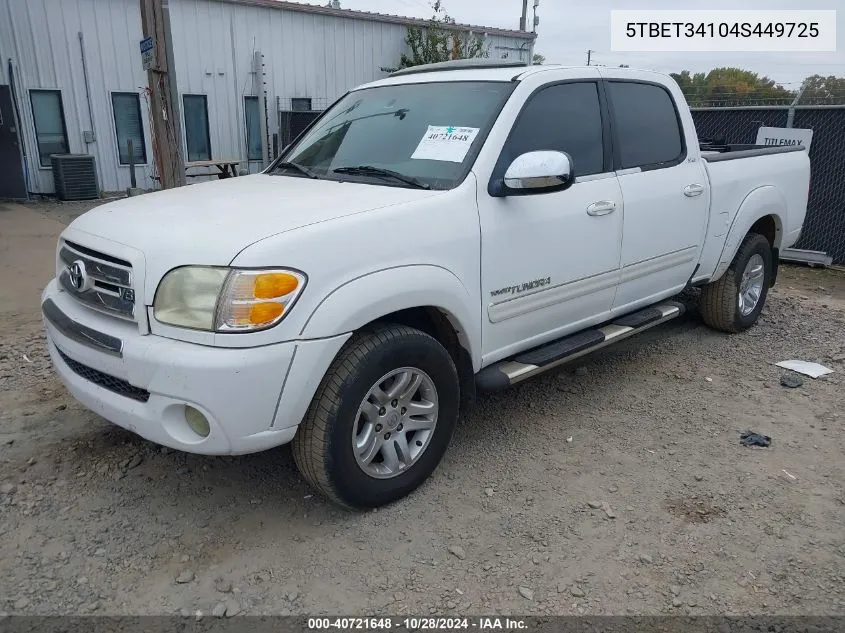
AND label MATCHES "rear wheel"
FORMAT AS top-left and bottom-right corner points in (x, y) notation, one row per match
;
(292, 324), (460, 509)
(699, 232), (772, 333)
